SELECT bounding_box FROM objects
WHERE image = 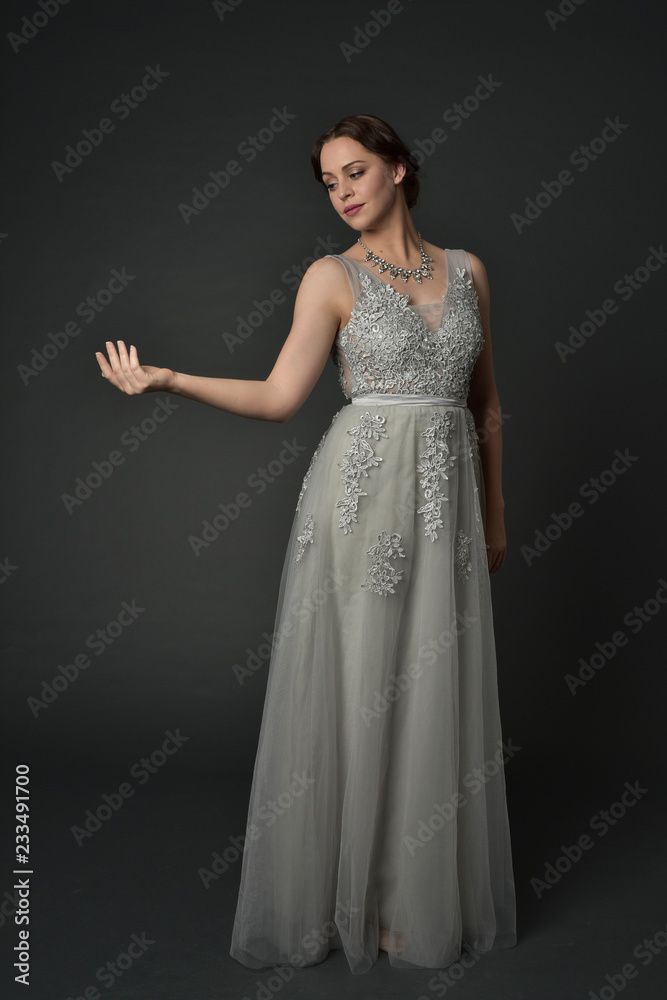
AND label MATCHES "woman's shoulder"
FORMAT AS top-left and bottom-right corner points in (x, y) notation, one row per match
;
(456, 249), (488, 284)
(462, 249), (485, 269)
(457, 250), (489, 301)
(302, 252), (350, 277)
(299, 253), (353, 298)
